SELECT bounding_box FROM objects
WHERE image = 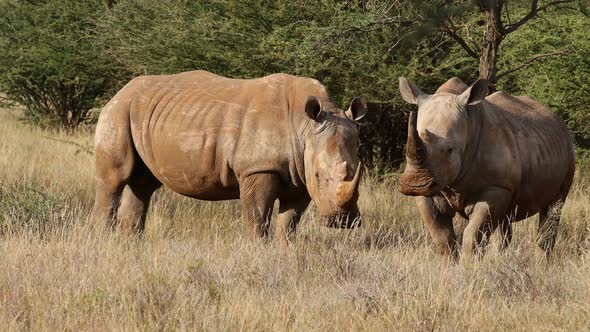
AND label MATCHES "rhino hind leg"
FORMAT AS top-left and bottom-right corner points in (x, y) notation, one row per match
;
(92, 105), (137, 230)
(116, 161), (162, 234)
(92, 147), (133, 230)
(536, 199), (564, 257)
(92, 176), (124, 229)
